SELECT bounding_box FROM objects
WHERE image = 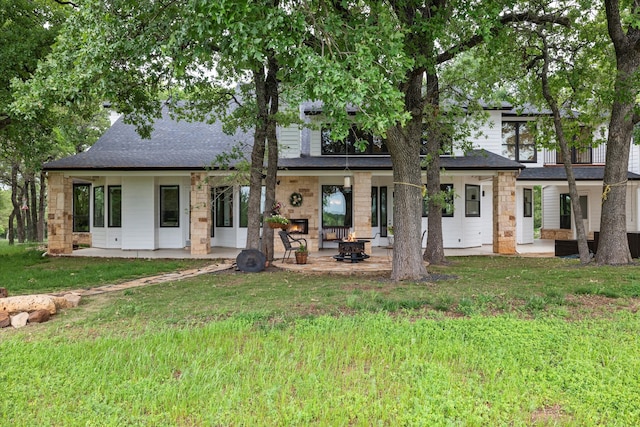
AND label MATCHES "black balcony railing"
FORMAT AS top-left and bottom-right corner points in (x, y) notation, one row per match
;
(544, 145), (606, 165)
